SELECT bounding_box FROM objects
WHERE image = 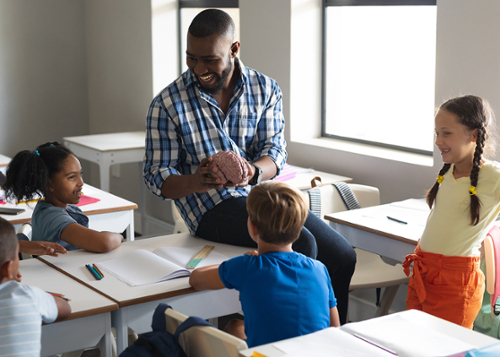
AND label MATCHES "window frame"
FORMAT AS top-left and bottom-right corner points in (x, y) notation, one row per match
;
(321, 0), (437, 156)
